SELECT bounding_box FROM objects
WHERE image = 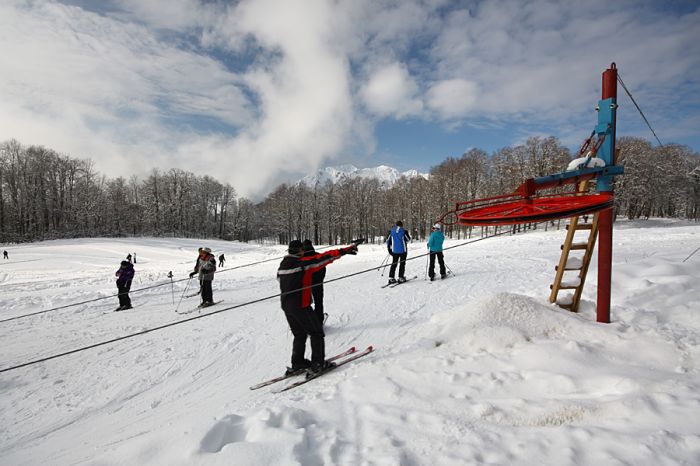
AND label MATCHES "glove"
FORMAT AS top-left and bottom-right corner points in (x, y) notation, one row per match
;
(341, 245), (358, 256)
(351, 238), (366, 246)
(189, 272), (196, 278)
